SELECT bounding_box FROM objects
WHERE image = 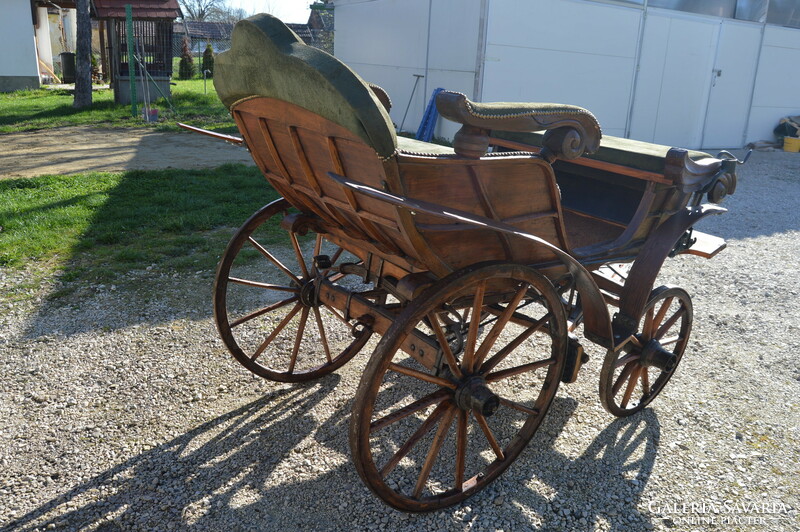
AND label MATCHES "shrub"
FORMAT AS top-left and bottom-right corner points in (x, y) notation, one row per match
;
(178, 38), (195, 80)
(202, 44), (214, 78)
